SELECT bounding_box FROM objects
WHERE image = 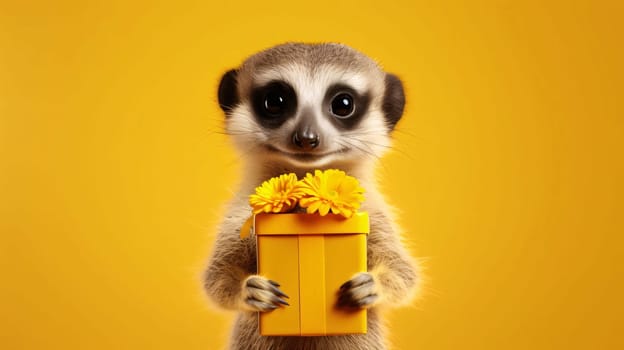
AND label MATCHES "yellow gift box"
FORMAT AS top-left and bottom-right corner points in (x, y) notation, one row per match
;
(253, 212), (369, 336)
